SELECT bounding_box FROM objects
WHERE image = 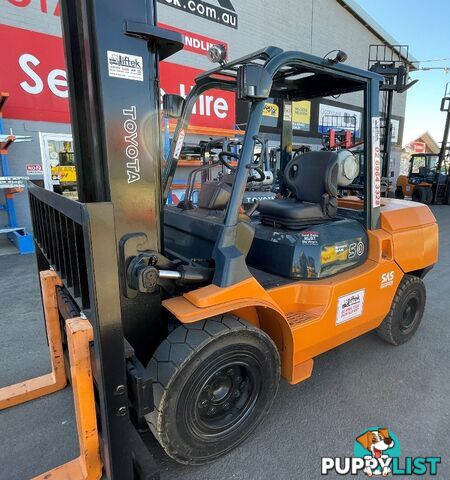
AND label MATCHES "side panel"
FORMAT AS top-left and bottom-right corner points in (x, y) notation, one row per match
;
(163, 231), (404, 385)
(392, 224), (439, 273)
(380, 199), (439, 273)
(277, 259), (404, 368)
(163, 207), (438, 386)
